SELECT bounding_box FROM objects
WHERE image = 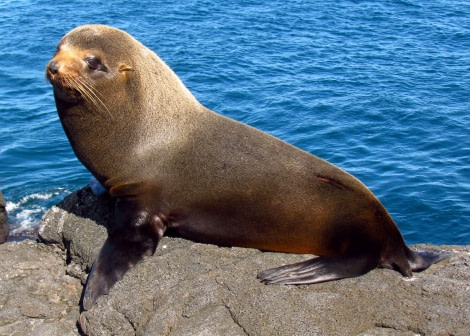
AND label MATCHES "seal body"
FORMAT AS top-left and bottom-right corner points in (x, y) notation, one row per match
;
(46, 25), (449, 310)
